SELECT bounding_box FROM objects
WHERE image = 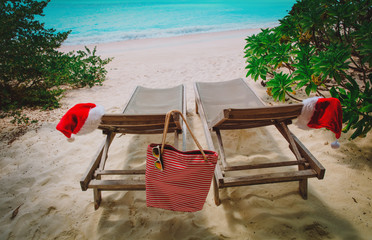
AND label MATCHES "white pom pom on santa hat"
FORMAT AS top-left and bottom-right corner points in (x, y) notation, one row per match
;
(295, 97), (343, 149)
(56, 103), (104, 142)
